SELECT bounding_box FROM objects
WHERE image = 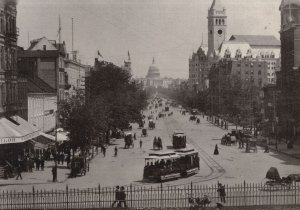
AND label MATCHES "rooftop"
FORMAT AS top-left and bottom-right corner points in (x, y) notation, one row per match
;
(229, 35), (280, 47)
